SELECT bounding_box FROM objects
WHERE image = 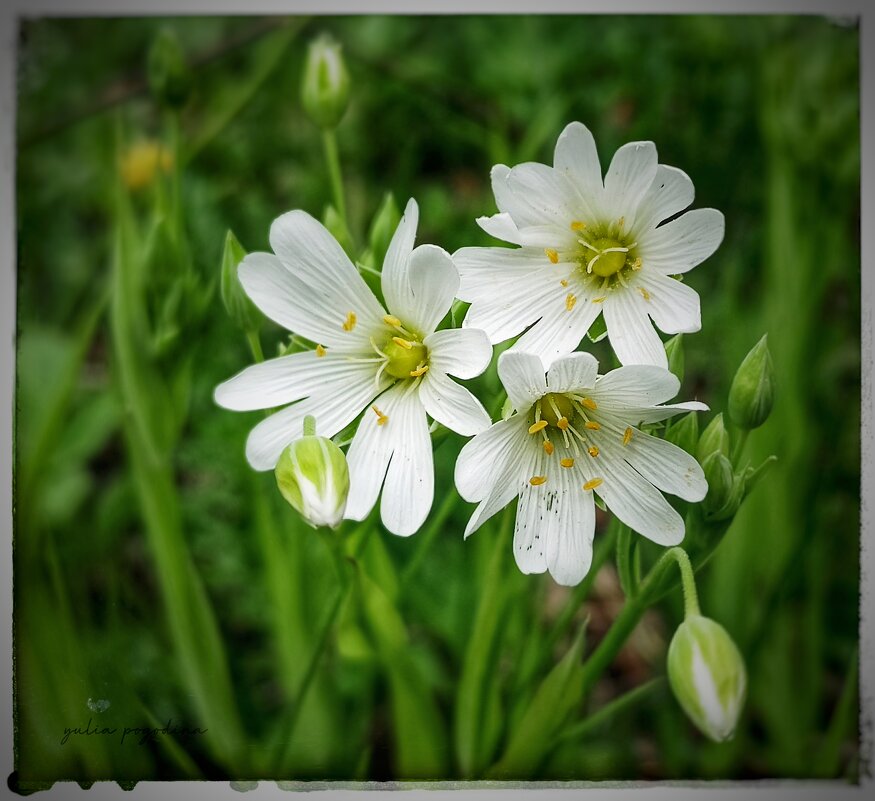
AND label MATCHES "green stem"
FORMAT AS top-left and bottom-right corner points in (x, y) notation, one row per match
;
(616, 523), (636, 598)
(246, 329), (264, 363)
(322, 128), (348, 230)
(731, 427), (749, 466)
(303, 414), (316, 437)
(400, 488), (459, 585)
(668, 546), (701, 618)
